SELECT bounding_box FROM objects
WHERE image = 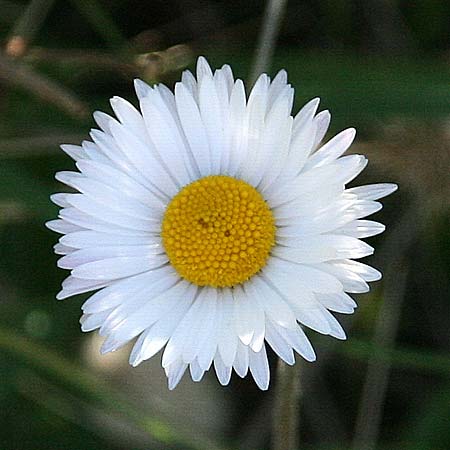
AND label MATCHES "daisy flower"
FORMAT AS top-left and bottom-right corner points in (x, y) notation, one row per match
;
(47, 57), (397, 390)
